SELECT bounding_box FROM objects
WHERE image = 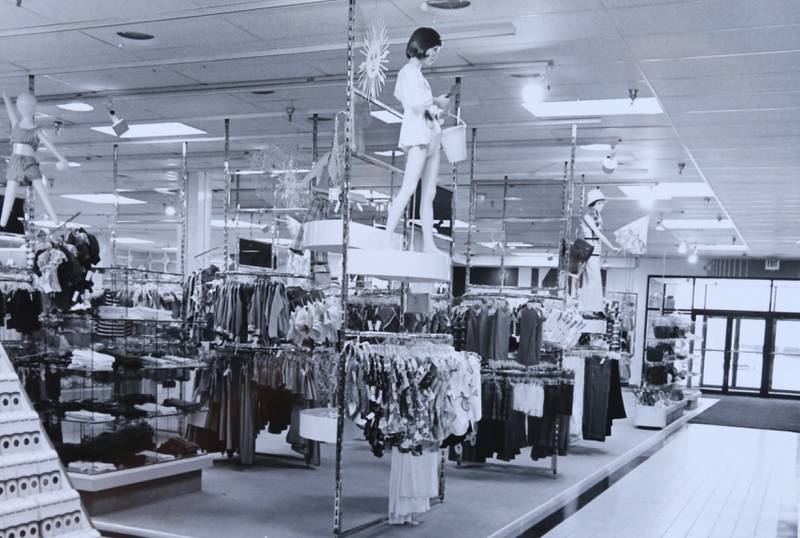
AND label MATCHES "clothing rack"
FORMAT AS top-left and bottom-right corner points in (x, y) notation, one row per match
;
(332, 5), (463, 534)
(344, 330), (453, 344)
(219, 270), (311, 280)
